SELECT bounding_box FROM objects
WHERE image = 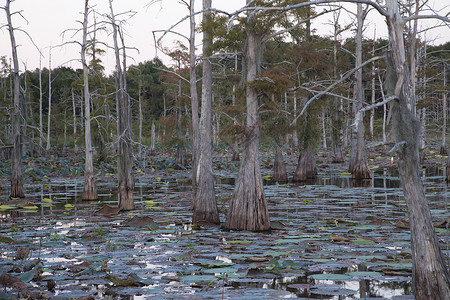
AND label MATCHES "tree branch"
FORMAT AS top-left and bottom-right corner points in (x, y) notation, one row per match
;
(289, 54), (385, 126)
(156, 7), (231, 45)
(353, 95), (398, 128)
(155, 66), (190, 83)
(236, 0), (389, 22)
(262, 7), (337, 42)
(403, 14), (450, 23)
